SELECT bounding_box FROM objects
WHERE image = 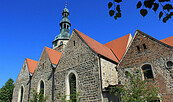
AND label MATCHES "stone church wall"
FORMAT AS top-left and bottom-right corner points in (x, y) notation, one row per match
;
(100, 58), (118, 89)
(54, 31), (102, 101)
(12, 60), (30, 102)
(118, 31), (173, 102)
(30, 49), (53, 101)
